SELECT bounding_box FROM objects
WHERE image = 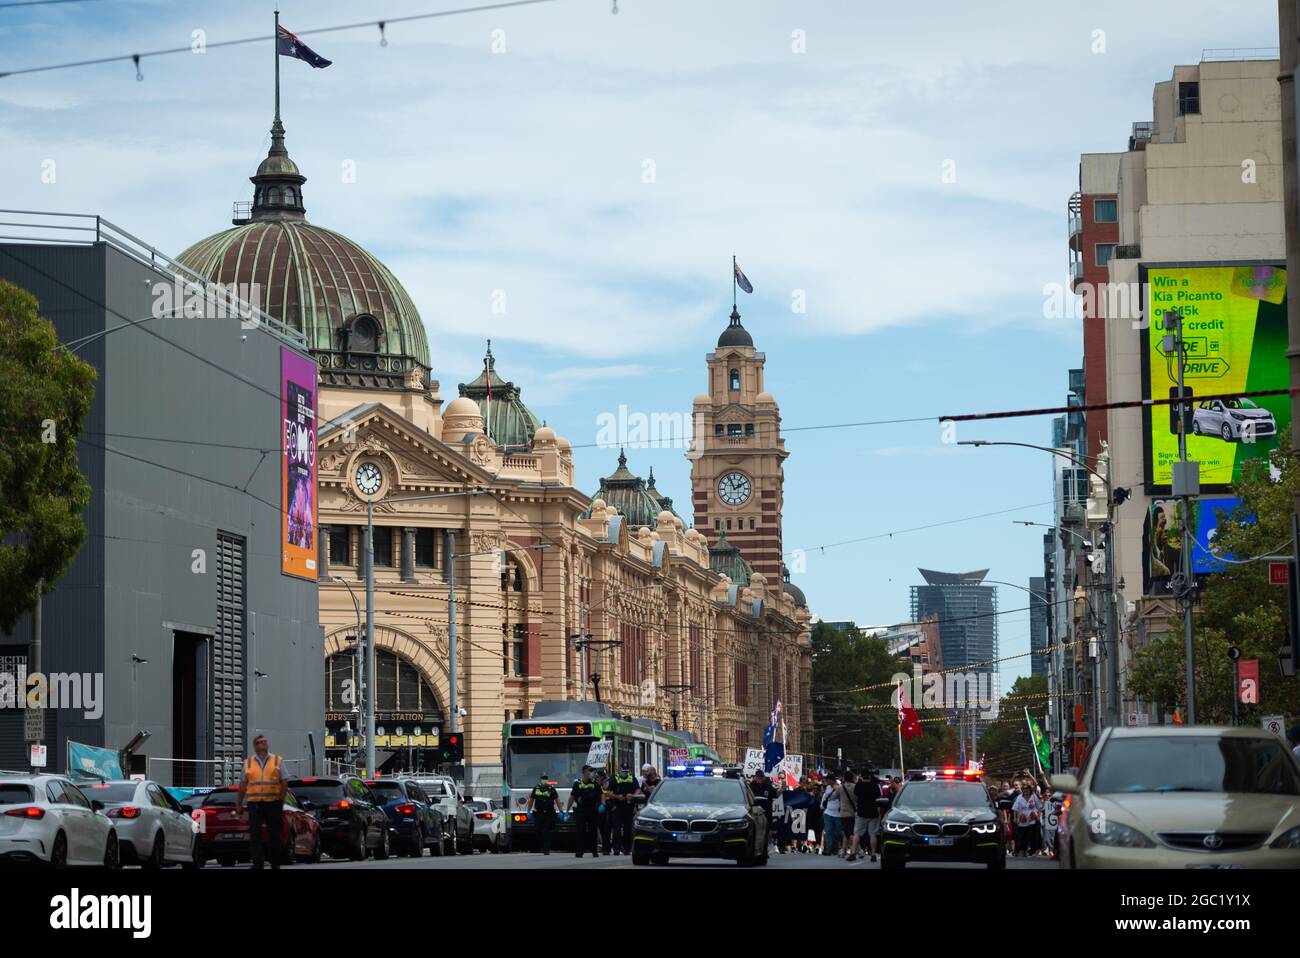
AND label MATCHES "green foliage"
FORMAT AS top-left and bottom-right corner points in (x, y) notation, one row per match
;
(0, 281), (97, 633)
(810, 621), (957, 769)
(979, 675), (1048, 780)
(1128, 449), (1300, 724)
